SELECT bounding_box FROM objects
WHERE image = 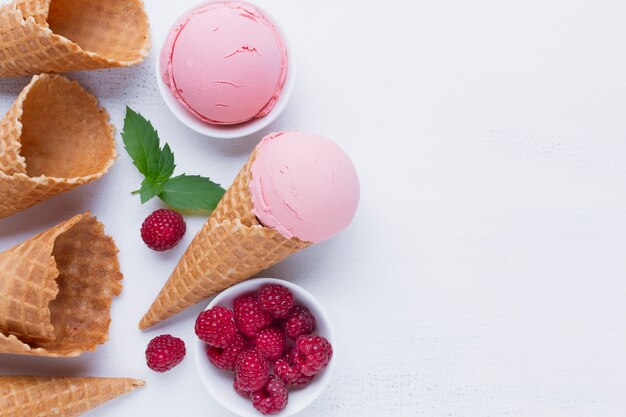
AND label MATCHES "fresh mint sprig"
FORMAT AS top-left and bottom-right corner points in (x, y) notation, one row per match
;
(122, 106), (225, 211)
